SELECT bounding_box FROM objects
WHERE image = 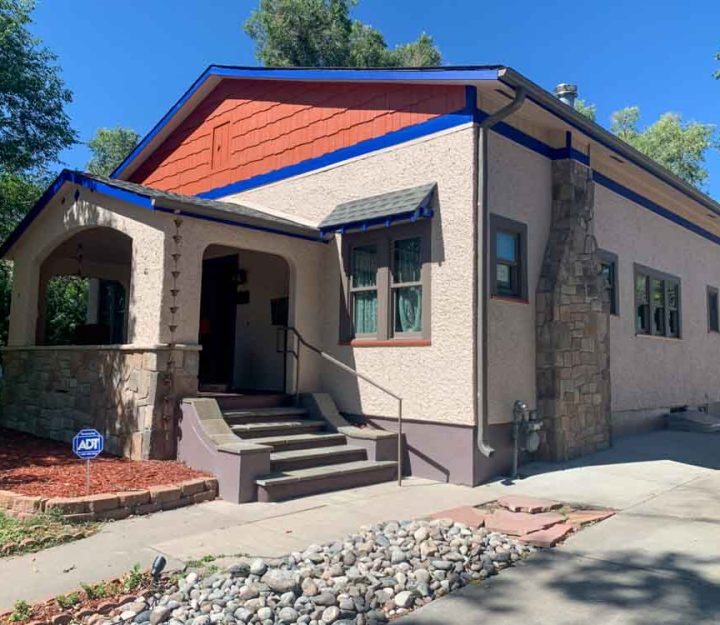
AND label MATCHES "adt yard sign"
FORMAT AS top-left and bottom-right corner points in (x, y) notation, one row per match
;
(73, 429), (104, 459)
